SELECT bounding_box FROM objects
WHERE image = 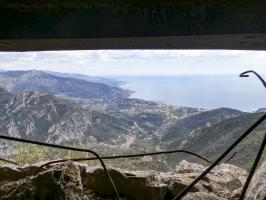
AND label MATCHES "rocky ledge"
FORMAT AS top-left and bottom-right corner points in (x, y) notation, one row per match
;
(0, 160), (265, 200)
